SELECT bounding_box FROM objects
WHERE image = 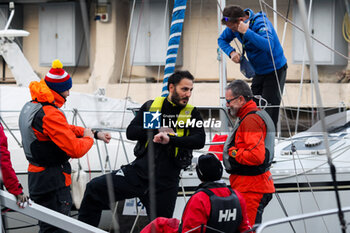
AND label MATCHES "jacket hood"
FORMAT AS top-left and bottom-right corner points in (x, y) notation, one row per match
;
(244, 8), (267, 25)
(244, 8), (255, 21)
(29, 79), (66, 108)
